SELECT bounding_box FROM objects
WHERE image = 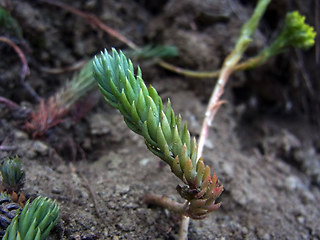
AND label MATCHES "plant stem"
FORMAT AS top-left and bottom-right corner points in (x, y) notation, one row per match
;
(197, 67), (232, 158)
(157, 60), (221, 78)
(0, 96), (20, 110)
(158, 54), (265, 79)
(197, 0), (271, 158)
(42, 0), (138, 50)
(144, 194), (186, 214)
(144, 194), (191, 240)
(178, 215), (190, 240)
(189, 1), (271, 240)
(0, 36), (30, 80)
(147, 1), (271, 239)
